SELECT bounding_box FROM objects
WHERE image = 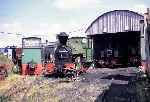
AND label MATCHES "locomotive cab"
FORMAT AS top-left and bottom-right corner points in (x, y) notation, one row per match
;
(21, 37), (43, 75)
